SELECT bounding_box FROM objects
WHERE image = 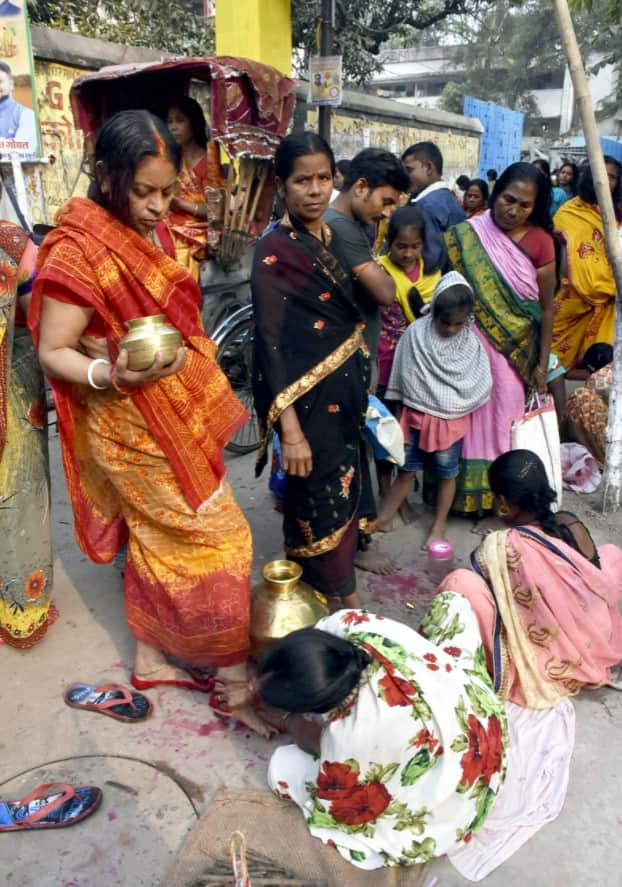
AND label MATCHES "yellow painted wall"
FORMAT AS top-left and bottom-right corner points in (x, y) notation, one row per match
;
(215, 0), (291, 75)
(34, 59), (88, 222)
(306, 109), (480, 179)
